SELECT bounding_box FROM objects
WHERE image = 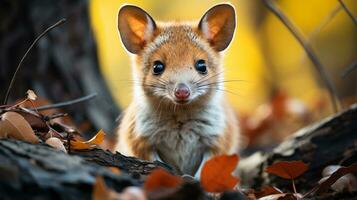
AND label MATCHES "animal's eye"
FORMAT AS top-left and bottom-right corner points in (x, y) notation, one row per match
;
(152, 60), (165, 75)
(195, 59), (207, 74)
